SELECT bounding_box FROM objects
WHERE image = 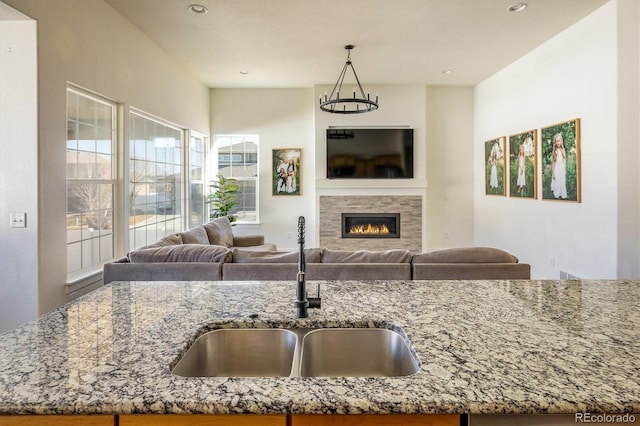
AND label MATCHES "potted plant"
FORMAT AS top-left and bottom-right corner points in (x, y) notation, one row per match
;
(207, 174), (240, 225)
